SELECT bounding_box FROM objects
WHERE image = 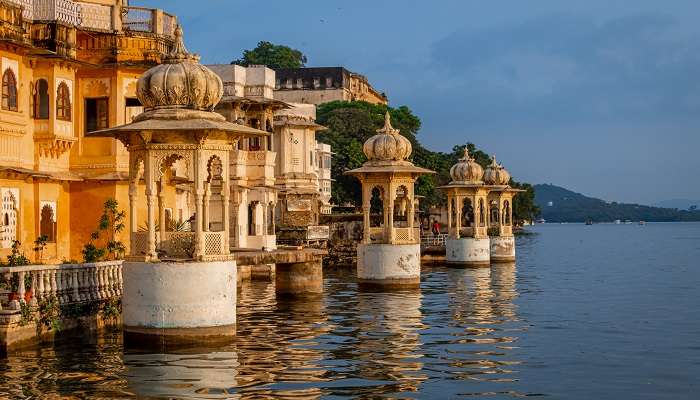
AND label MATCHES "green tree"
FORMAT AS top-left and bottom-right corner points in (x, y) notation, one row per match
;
(232, 41), (307, 69)
(316, 100), (540, 224)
